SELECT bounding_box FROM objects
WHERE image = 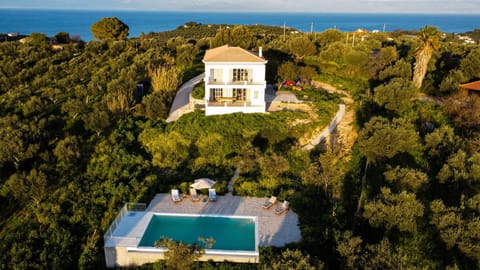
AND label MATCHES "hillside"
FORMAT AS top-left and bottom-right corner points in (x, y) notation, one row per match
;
(0, 21), (479, 269)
